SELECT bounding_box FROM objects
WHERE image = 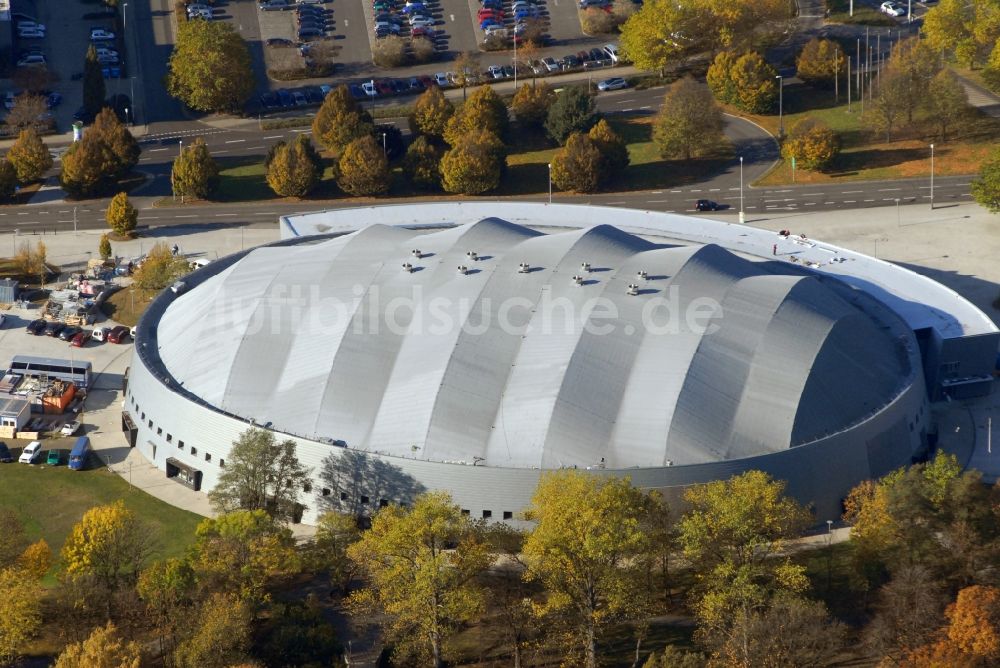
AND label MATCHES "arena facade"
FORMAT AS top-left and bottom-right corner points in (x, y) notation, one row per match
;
(124, 203), (999, 524)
